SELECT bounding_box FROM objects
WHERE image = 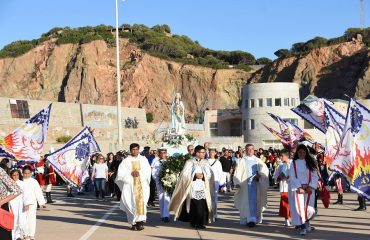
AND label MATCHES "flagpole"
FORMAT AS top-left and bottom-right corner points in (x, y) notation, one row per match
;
(115, 0), (123, 146)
